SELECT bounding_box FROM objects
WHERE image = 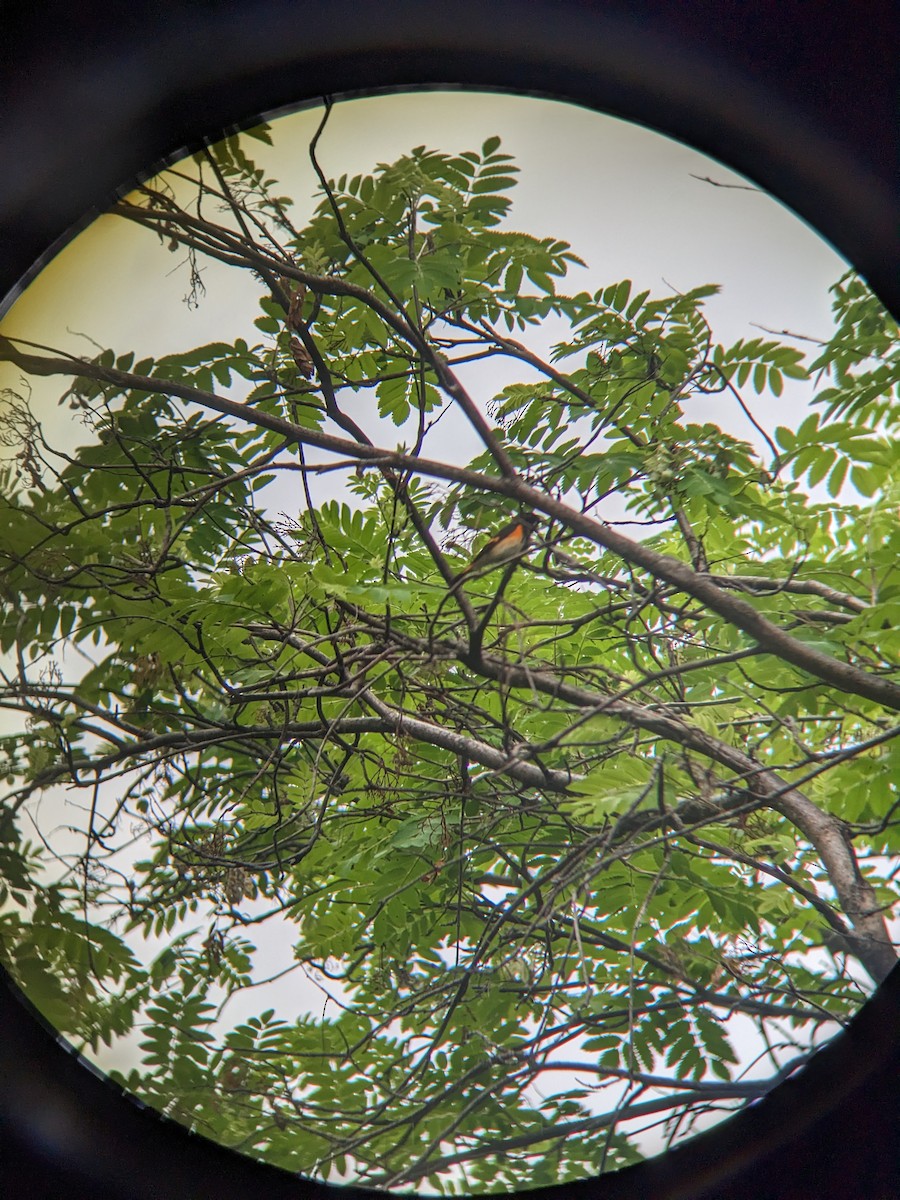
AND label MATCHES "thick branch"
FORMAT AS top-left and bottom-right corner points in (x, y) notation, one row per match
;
(2, 339), (895, 979)
(341, 611), (898, 982)
(703, 573), (869, 613)
(2, 337), (897, 714)
(112, 199), (519, 478)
